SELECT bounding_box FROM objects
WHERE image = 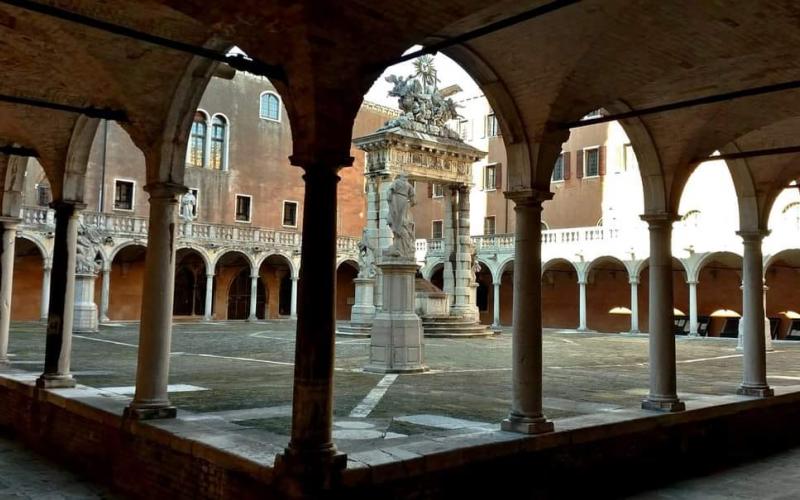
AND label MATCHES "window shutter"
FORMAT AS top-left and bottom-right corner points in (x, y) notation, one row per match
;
(495, 163), (502, 190)
(563, 152), (571, 180)
(599, 146), (607, 176)
(427, 183), (433, 198)
(576, 149), (584, 179)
